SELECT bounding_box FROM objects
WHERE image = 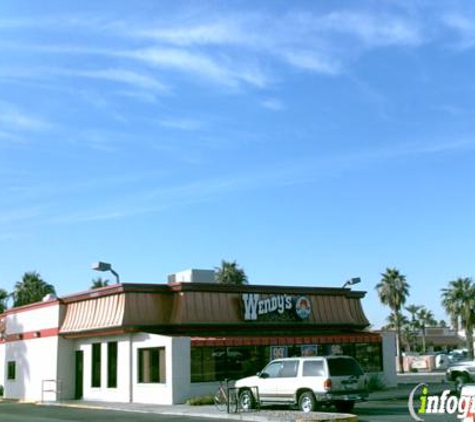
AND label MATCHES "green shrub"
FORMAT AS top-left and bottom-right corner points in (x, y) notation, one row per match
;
(367, 374), (387, 392)
(186, 394), (214, 406)
(0, 385), (3, 396)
